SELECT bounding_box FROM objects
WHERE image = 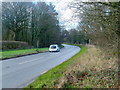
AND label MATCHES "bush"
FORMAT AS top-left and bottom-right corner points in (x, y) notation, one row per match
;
(0, 41), (30, 50)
